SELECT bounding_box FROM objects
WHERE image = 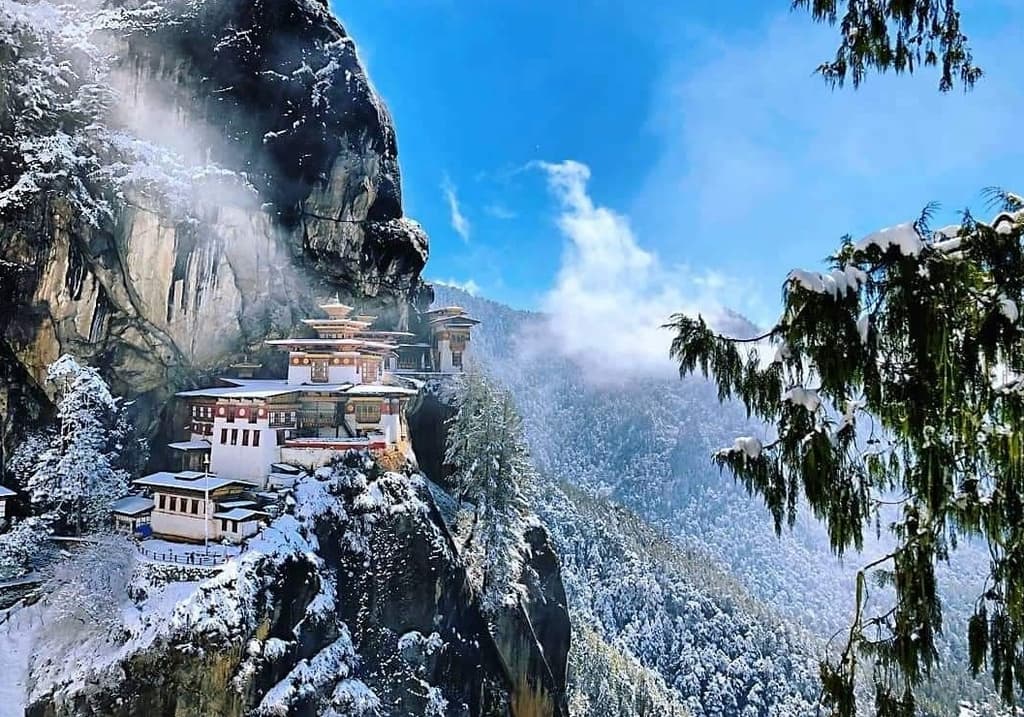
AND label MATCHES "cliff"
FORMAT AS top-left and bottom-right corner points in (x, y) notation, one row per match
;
(0, 0), (429, 441)
(24, 457), (568, 717)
